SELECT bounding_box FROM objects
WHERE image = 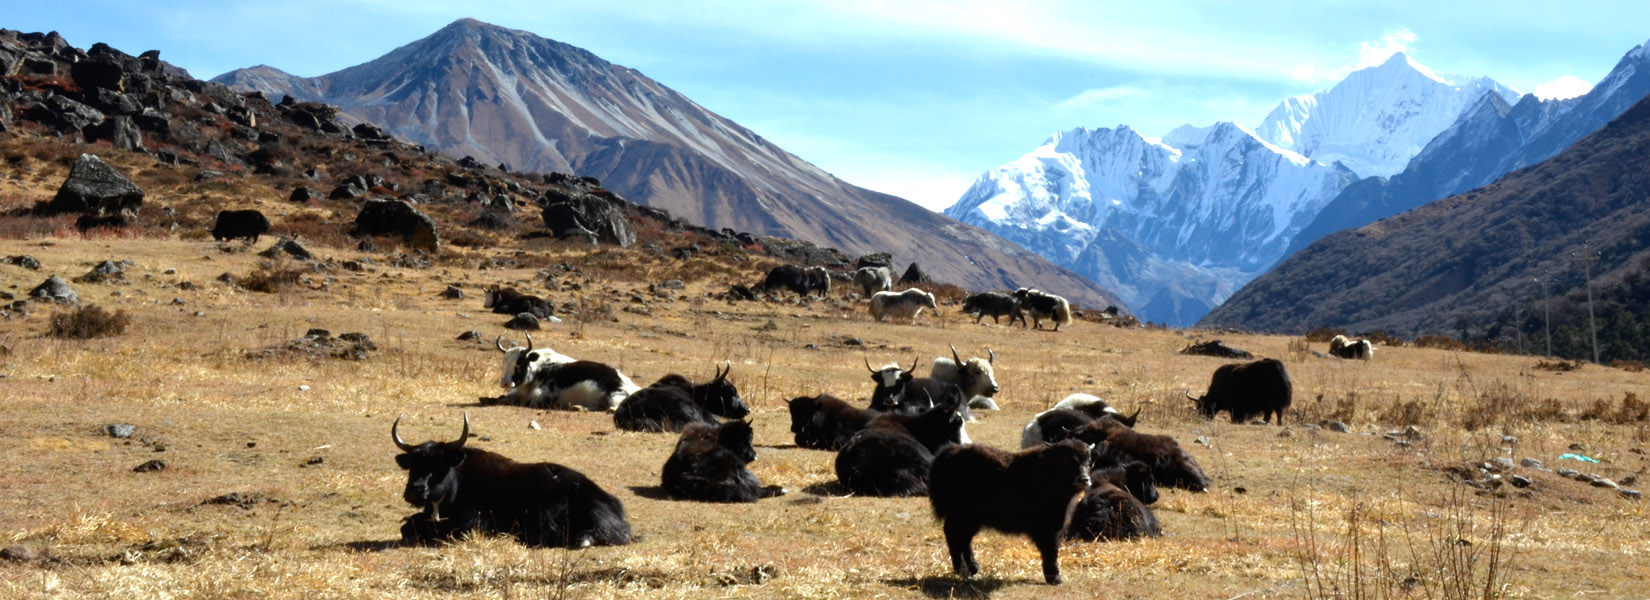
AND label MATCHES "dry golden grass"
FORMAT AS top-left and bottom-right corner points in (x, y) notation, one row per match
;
(0, 234), (1646, 598)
